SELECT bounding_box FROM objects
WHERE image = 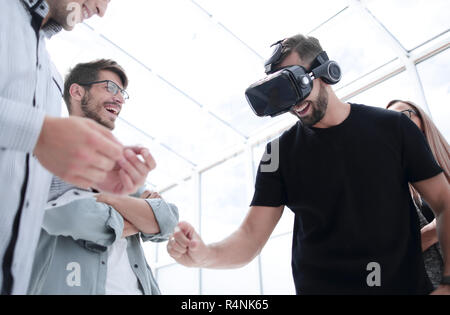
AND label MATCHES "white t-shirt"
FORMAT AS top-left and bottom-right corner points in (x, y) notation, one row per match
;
(105, 238), (143, 295)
